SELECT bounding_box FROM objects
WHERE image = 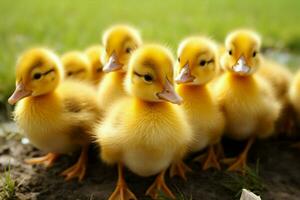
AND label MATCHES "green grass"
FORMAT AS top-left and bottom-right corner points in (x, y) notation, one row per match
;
(0, 166), (16, 200)
(0, 0), (300, 103)
(221, 161), (265, 199)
